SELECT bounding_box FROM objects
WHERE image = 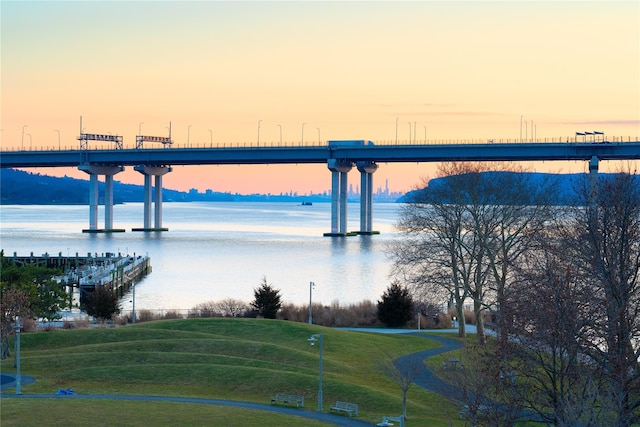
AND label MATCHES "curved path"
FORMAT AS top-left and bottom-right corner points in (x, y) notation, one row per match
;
(0, 330), (465, 426)
(396, 333), (466, 401)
